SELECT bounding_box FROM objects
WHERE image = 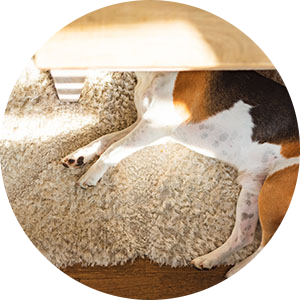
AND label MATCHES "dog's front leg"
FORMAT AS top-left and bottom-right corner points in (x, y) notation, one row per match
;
(77, 119), (171, 188)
